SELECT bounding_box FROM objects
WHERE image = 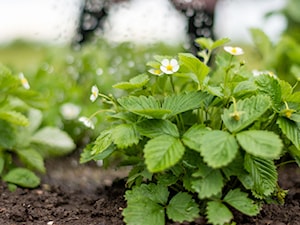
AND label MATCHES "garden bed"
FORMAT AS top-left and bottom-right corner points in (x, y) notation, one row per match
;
(0, 151), (300, 225)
